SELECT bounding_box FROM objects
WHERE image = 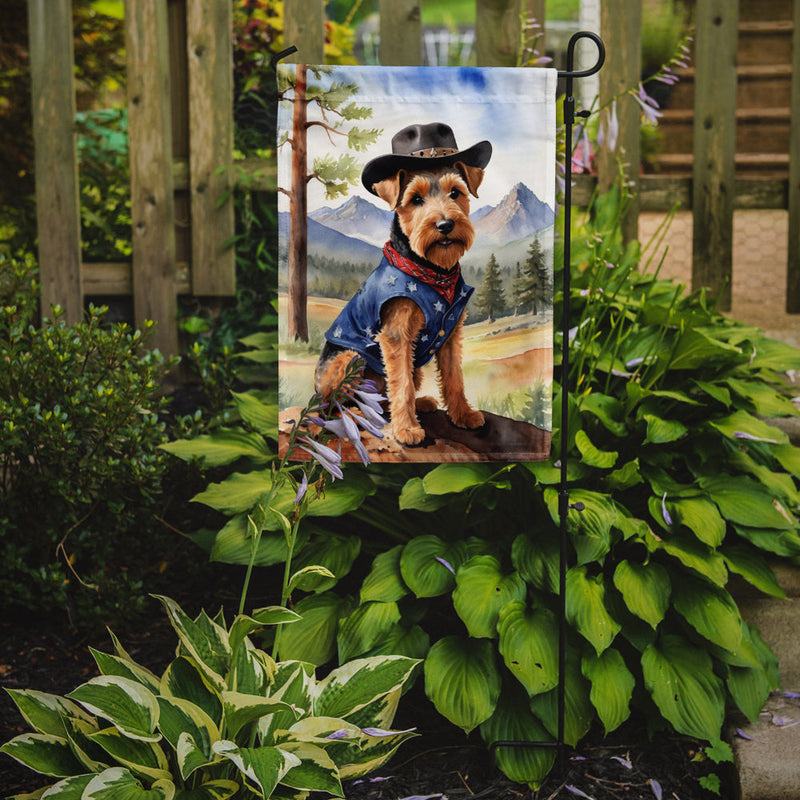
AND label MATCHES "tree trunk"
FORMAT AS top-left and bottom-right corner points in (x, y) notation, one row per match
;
(288, 64), (309, 341)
